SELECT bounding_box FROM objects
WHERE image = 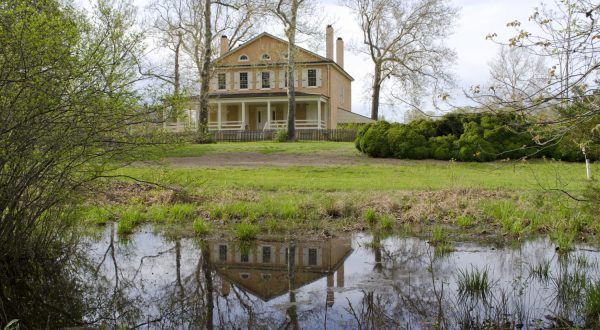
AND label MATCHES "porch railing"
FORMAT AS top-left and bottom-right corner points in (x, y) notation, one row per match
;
(208, 121), (244, 131)
(266, 119), (325, 130)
